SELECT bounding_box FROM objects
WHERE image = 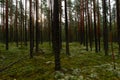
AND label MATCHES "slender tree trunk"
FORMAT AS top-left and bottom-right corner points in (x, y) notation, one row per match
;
(10, 0), (13, 42)
(32, 2), (35, 48)
(80, 0), (85, 45)
(50, 0), (53, 48)
(109, 0), (115, 69)
(6, 0), (9, 50)
(29, 0), (33, 58)
(15, 0), (18, 47)
(85, 0), (88, 51)
(36, 0), (39, 52)
(20, 0), (23, 47)
(40, 0), (43, 44)
(82, 0), (85, 46)
(24, 0), (27, 46)
(89, 2), (93, 51)
(93, 0), (98, 53)
(87, 1), (90, 50)
(65, 0), (70, 55)
(97, 0), (101, 51)
(59, 0), (62, 49)
(48, 5), (51, 46)
(2, 0), (5, 43)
